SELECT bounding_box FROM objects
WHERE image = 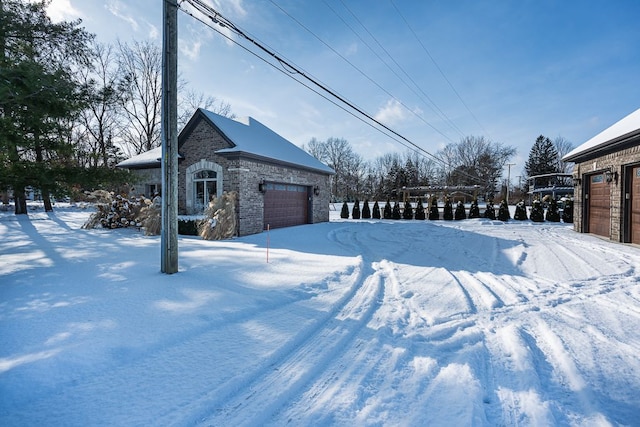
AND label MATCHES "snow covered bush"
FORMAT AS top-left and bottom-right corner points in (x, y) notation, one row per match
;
(454, 201), (466, 220)
(468, 199), (480, 219)
(530, 199), (544, 222)
(484, 200), (496, 220)
(498, 199), (510, 221)
(428, 197), (440, 220)
(443, 197), (453, 220)
(383, 200), (392, 219)
(514, 200), (528, 220)
(340, 202), (349, 219)
(545, 198), (561, 222)
(372, 201), (381, 219)
(403, 200), (414, 219)
(82, 191), (155, 233)
(362, 200), (371, 219)
(562, 198), (574, 223)
(392, 201), (401, 220)
(414, 198), (426, 220)
(352, 199), (361, 220)
(198, 191), (237, 240)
